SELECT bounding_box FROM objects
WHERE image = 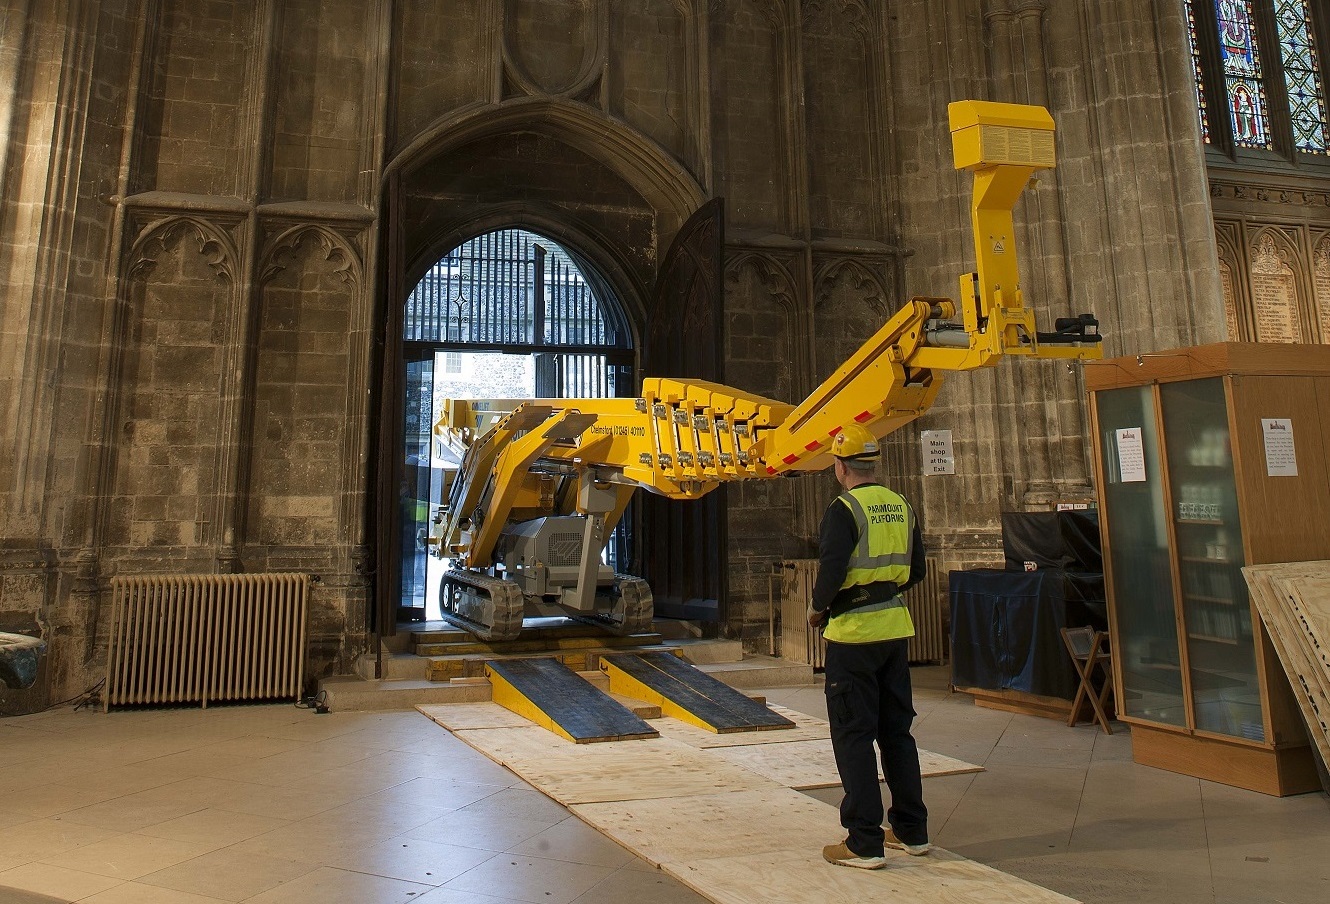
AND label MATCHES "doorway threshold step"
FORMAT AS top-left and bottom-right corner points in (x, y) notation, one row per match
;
(425, 643), (682, 681)
(415, 632), (663, 657)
